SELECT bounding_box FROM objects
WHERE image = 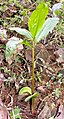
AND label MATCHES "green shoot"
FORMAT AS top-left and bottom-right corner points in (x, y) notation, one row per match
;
(6, 2), (59, 114)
